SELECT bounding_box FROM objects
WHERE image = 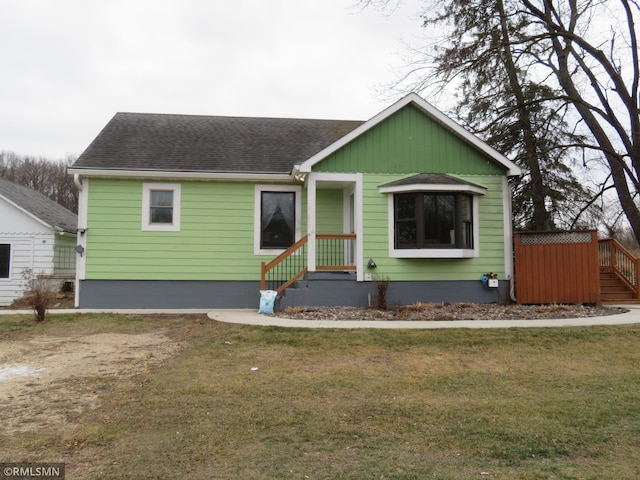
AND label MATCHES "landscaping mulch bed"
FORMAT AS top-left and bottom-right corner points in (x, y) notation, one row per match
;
(274, 303), (628, 321)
